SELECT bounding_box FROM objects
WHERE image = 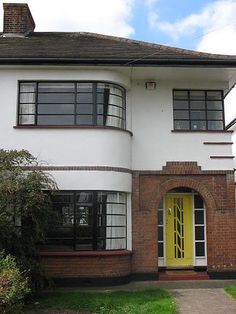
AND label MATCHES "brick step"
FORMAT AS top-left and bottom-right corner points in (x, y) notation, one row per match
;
(159, 270), (209, 281)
